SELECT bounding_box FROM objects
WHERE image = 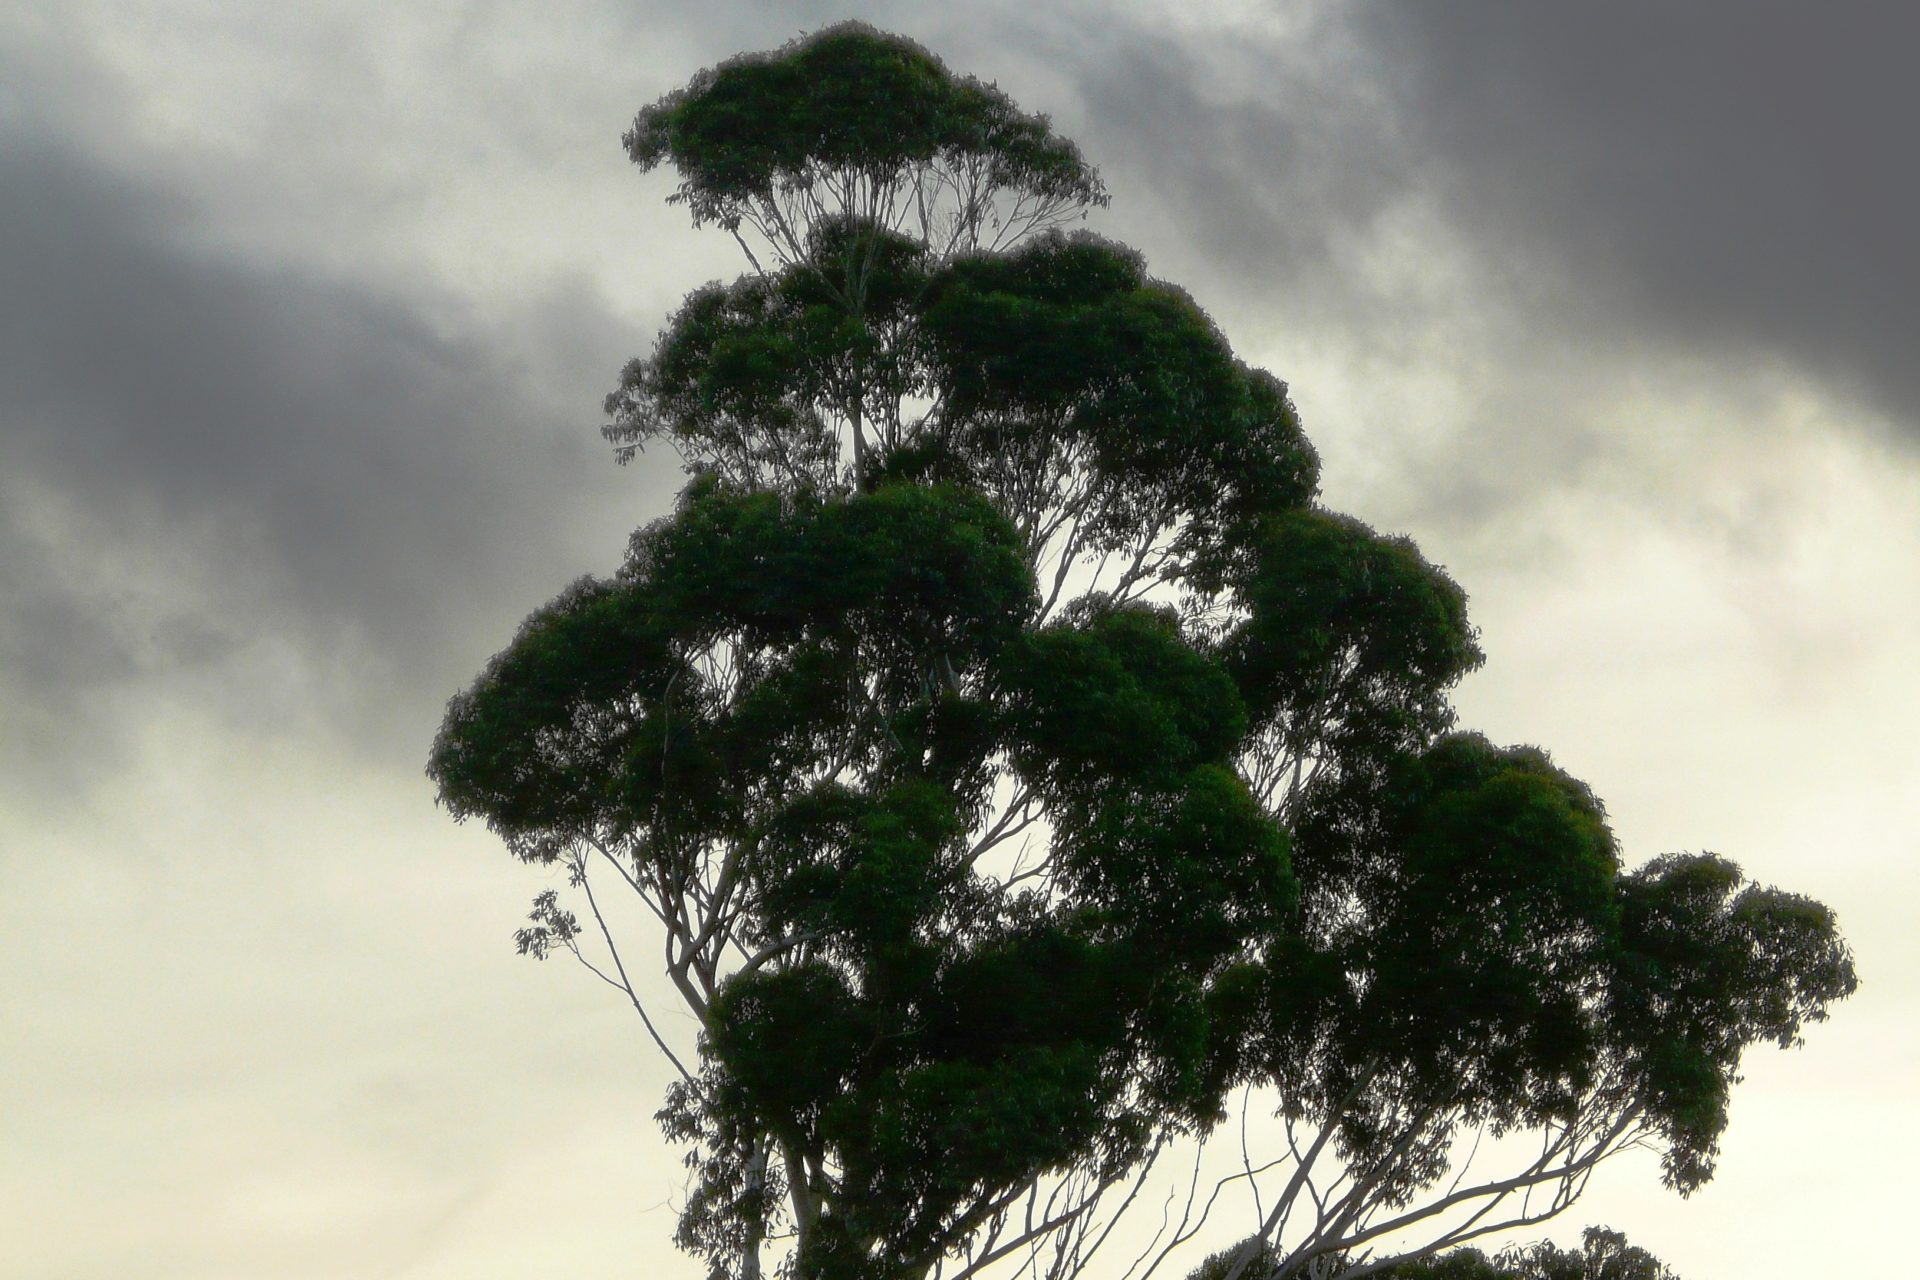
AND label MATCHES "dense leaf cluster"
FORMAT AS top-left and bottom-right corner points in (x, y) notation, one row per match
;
(1189, 1226), (1680, 1280)
(431, 23), (1853, 1280)
(1369, 1226), (1683, 1280)
(626, 21), (1103, 238)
